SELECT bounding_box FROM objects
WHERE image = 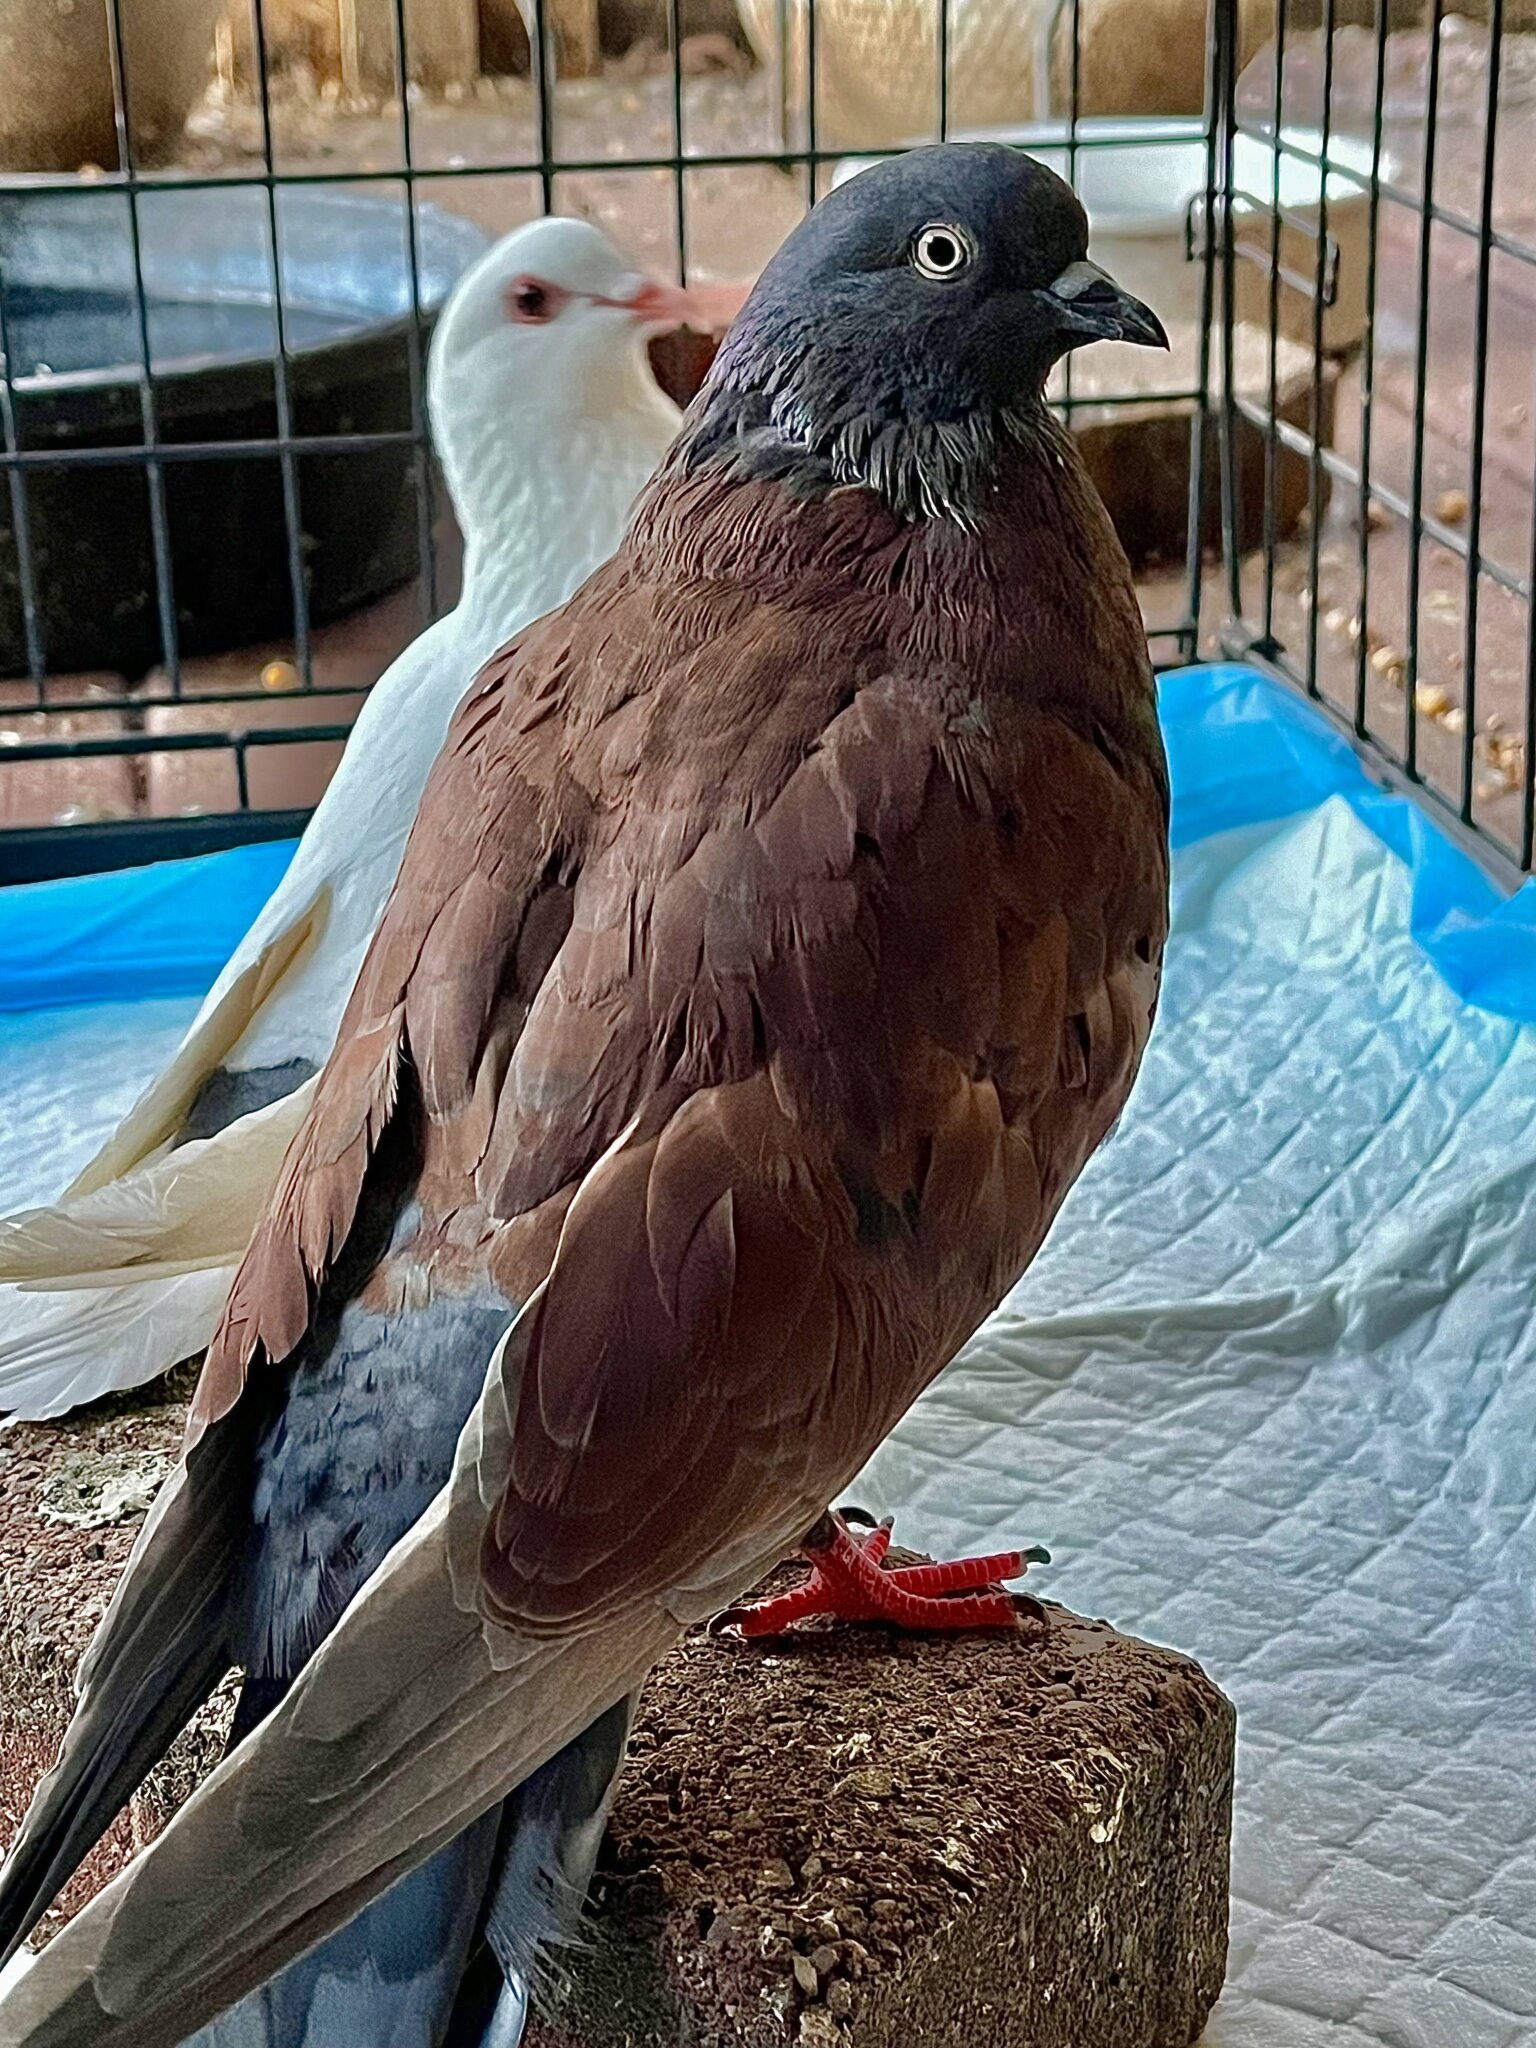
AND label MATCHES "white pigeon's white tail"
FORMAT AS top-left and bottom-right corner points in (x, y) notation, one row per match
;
(0, 1084), (313, 1420)
(0, 1268), (237, 1421)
